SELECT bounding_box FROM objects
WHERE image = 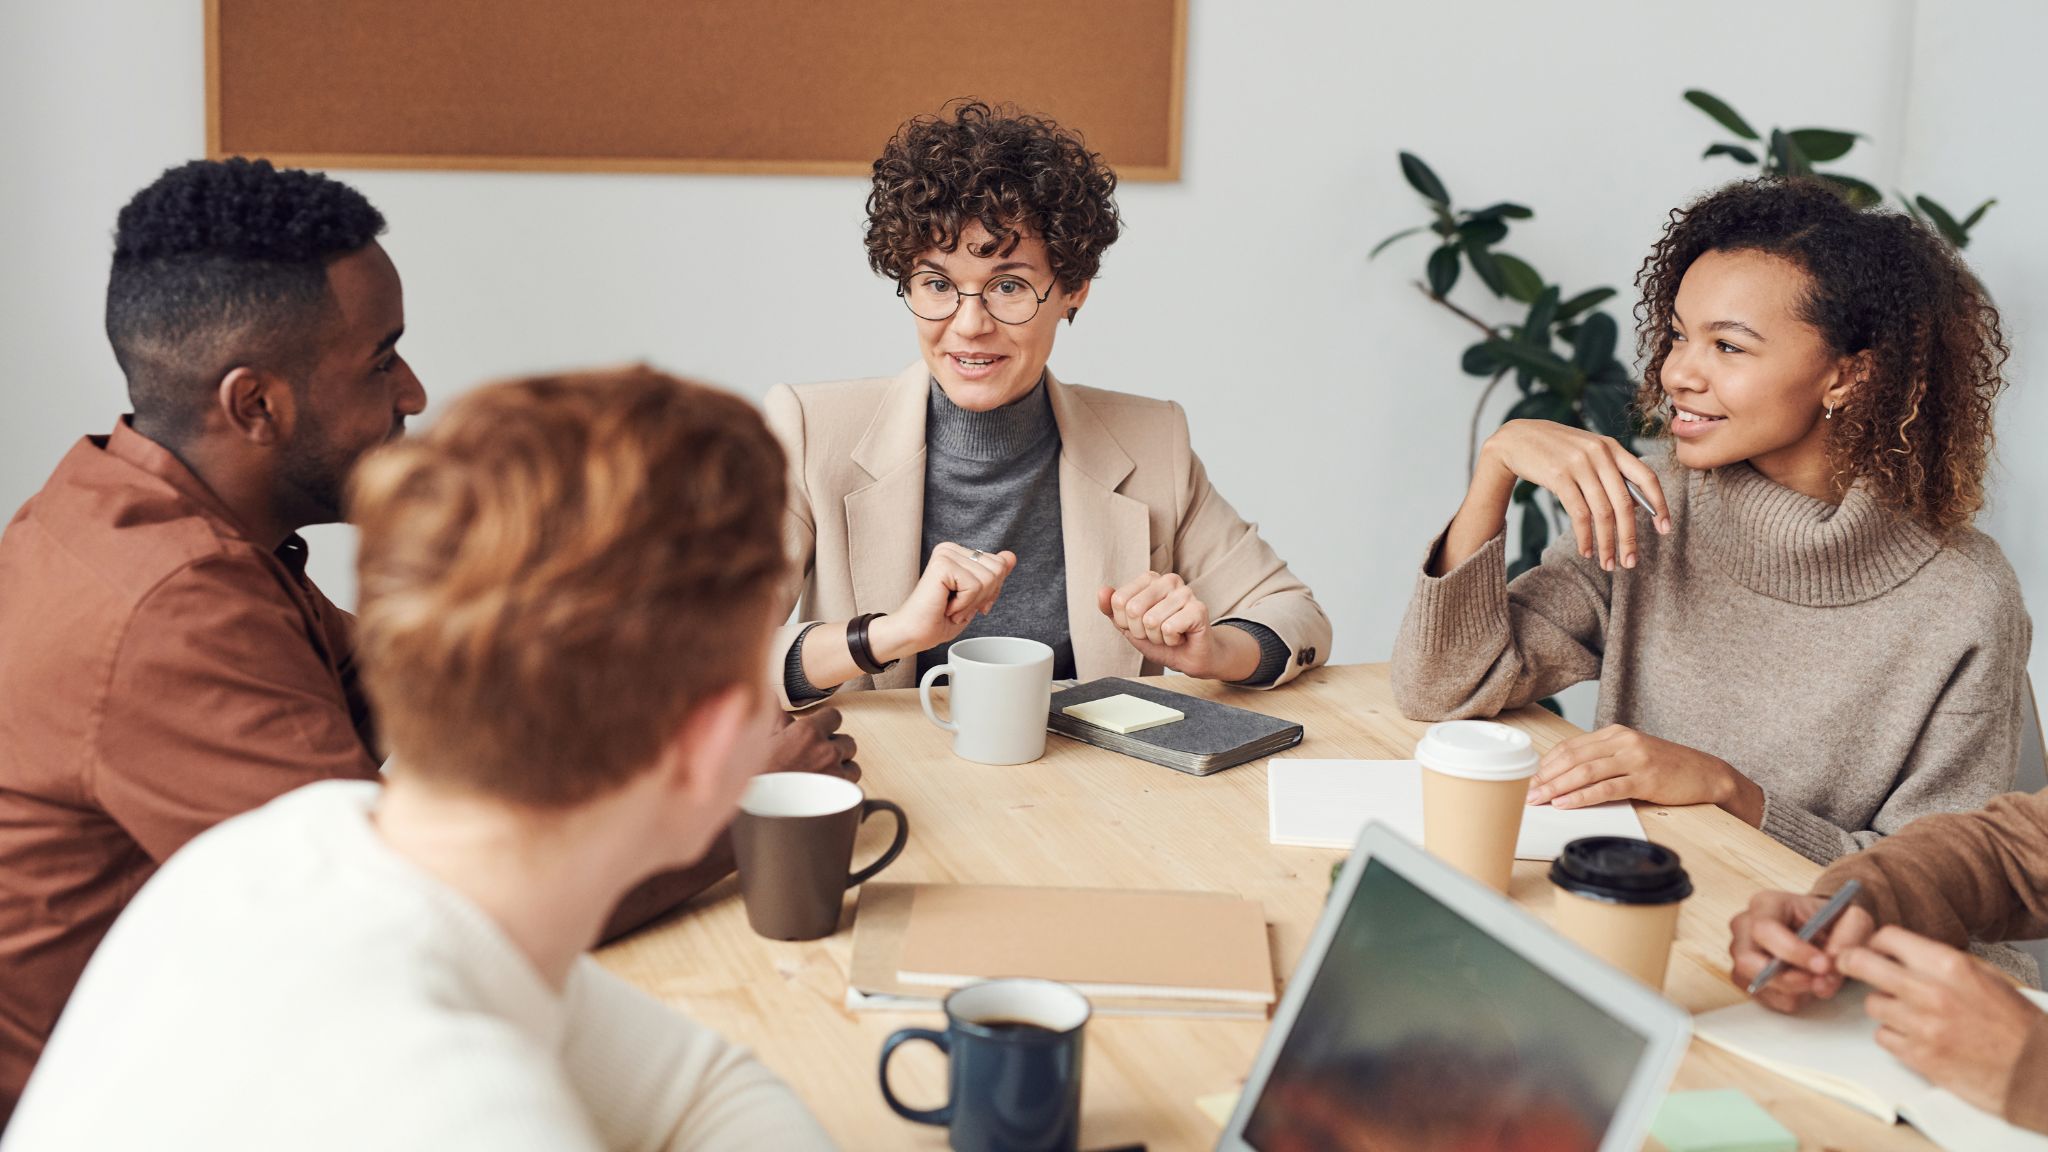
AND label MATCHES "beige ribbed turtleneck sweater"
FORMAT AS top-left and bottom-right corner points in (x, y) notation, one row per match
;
(1392, 456), (2031, 868)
